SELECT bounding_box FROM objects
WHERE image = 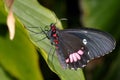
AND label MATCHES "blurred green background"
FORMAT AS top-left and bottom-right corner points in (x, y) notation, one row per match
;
(0, 0), (120, 80)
